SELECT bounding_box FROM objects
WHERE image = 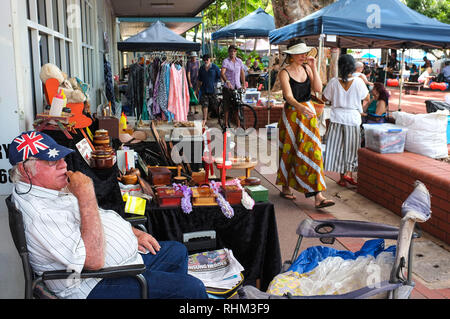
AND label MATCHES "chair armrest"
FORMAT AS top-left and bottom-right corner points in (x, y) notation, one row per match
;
(42, 264), (146, 281)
